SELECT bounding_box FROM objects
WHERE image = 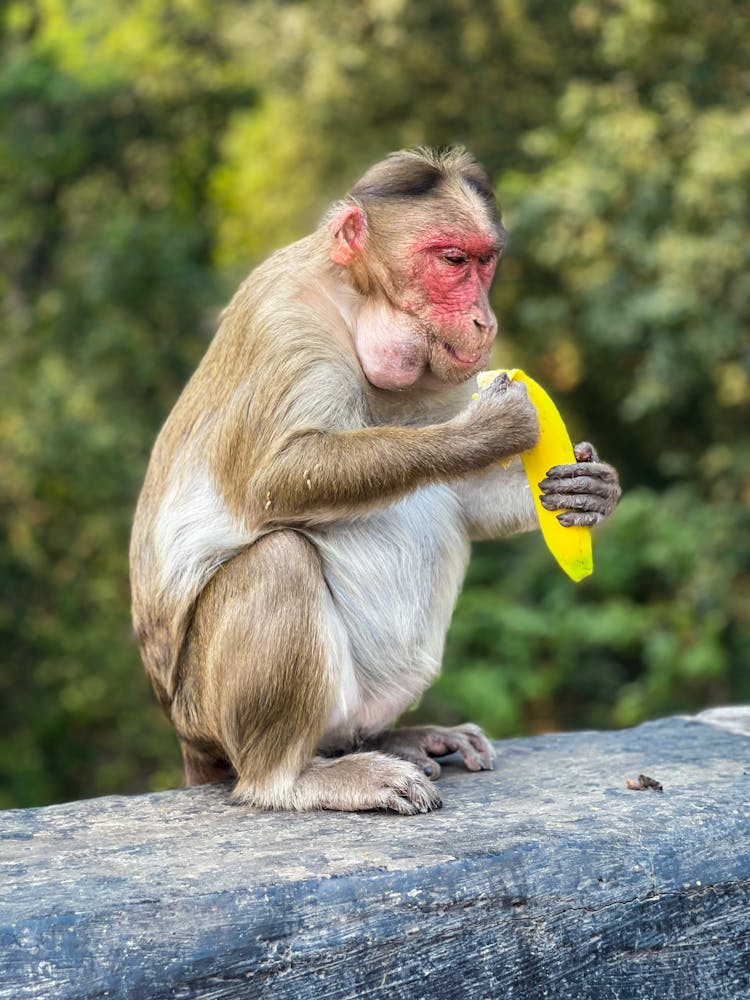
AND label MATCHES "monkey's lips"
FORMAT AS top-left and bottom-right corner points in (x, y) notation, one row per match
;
(441, 341), (483, 368)
(423, 337), (490, 386)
